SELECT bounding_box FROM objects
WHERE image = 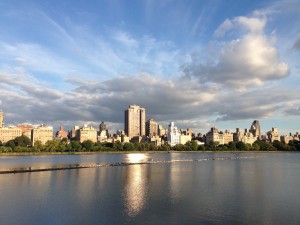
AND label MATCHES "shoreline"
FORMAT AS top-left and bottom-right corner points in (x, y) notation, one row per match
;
(0, 150), (298, 156)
